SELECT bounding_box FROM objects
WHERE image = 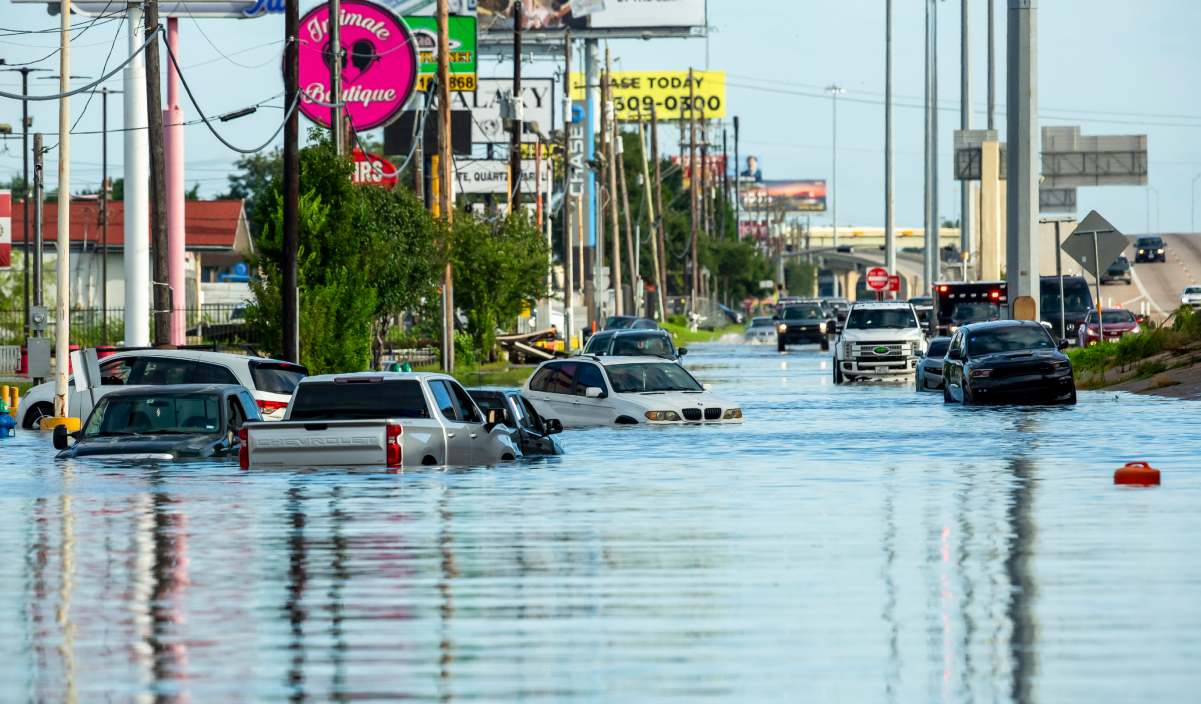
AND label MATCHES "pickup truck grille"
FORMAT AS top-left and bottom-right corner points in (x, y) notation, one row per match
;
(853, 342), (911, 357)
